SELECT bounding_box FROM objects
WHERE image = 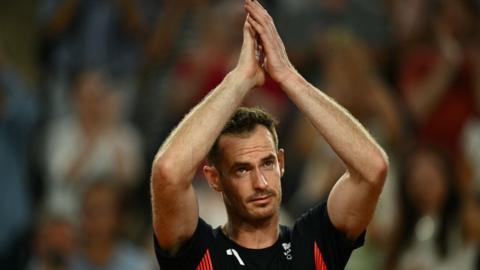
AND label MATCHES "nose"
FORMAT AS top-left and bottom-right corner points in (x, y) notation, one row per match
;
(252, 168), (268, 190)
